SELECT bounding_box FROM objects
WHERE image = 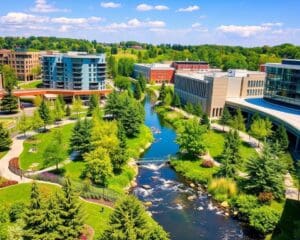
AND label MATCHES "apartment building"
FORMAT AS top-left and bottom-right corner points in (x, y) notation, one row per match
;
(174, 69), (265, 118)
(42, 52), (106, 91)
(0, 49), (40, 81)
